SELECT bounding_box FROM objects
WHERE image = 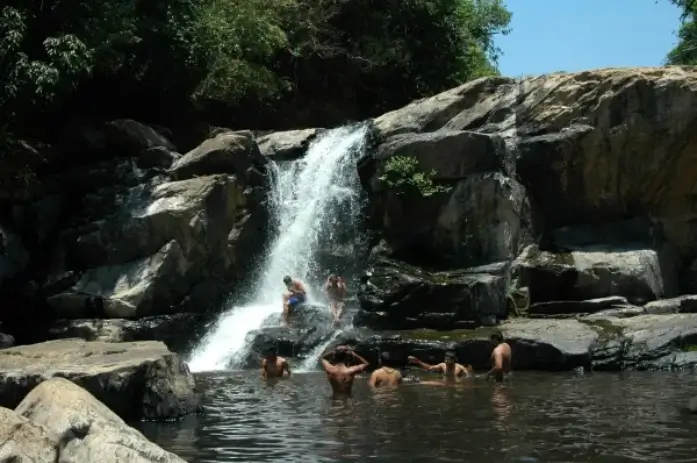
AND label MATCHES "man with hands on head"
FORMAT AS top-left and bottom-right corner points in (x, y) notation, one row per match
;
(321, 345), (370, 397)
